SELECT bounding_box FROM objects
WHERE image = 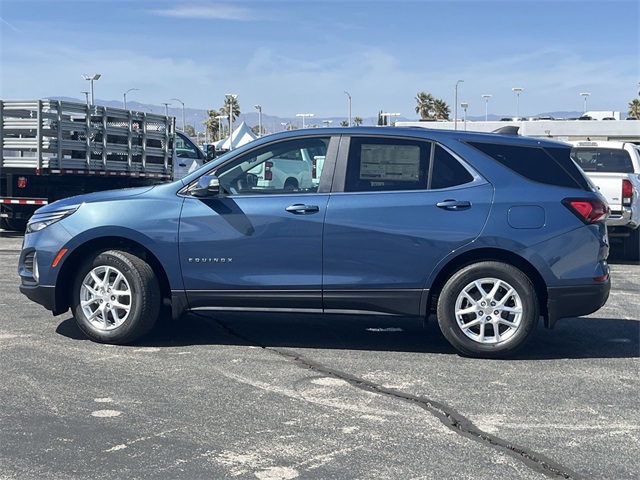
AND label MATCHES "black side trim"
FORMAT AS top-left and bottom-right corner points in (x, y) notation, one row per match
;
(323, 289), (424, 317)
(546, 281), (610, 329)
(186, 289), (322, 310)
